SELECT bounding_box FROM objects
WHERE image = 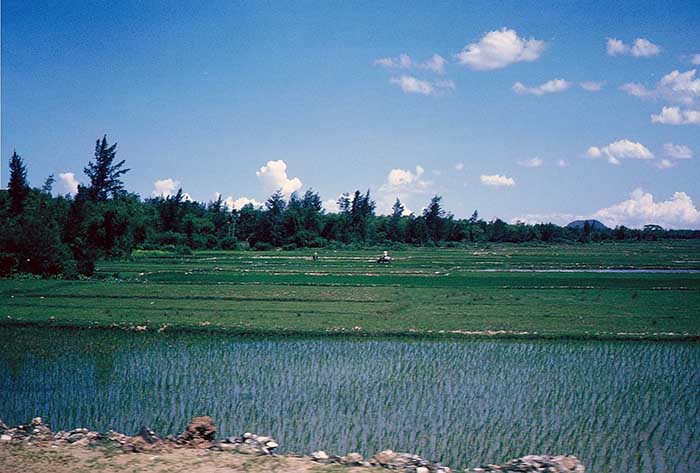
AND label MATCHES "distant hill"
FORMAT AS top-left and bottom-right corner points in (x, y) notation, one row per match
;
(566, 219), (609, 231)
